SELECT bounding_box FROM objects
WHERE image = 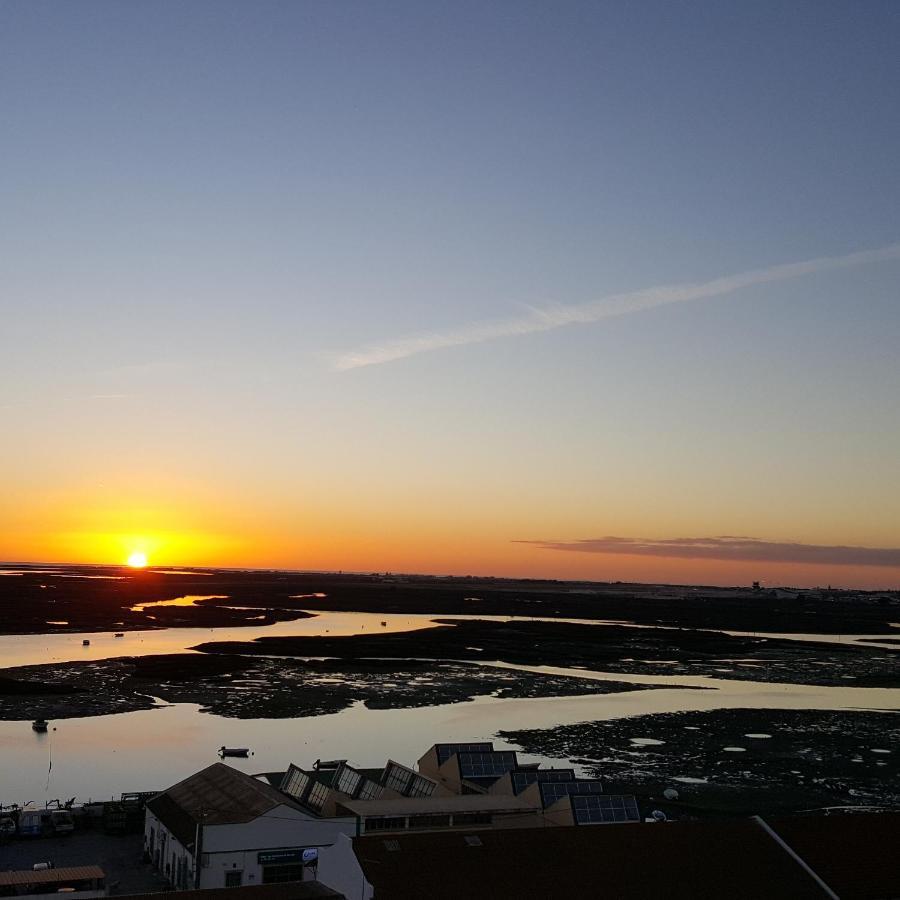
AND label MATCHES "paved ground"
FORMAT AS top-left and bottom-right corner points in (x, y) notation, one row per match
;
(0, 831), (169, 894)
